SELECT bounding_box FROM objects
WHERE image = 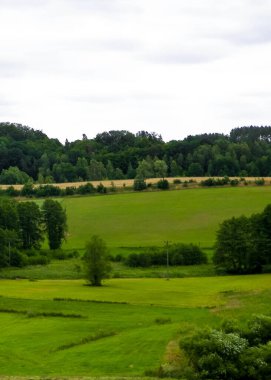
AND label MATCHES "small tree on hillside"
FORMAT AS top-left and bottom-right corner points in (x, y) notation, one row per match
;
(42, 199), (67, 250)
(83, 235), (111, 286)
